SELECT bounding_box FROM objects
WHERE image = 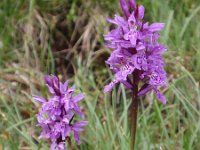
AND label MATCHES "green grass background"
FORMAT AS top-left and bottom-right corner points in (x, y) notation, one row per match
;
(0, 0), (200, 149)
